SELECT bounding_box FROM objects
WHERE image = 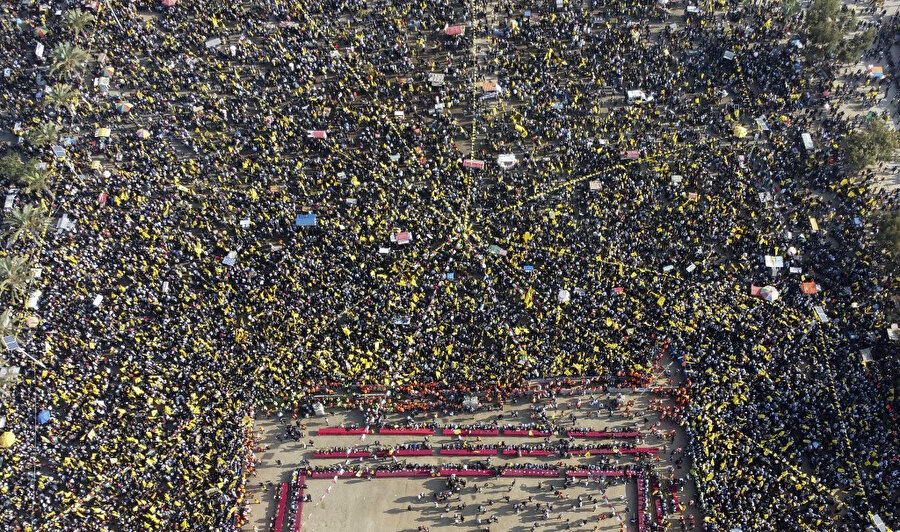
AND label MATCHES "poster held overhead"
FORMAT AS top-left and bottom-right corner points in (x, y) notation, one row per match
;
(445, 24), (465, 36)
(801, 132), (814, 151)
(295, 214), (317, 227)
(391, 232), (413, 245)
(497, 154), (517, 169)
